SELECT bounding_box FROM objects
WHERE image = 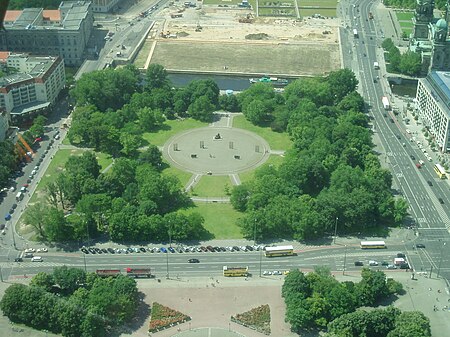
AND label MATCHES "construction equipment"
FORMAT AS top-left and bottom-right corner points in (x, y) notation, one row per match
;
(239, 13), (254, 24)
